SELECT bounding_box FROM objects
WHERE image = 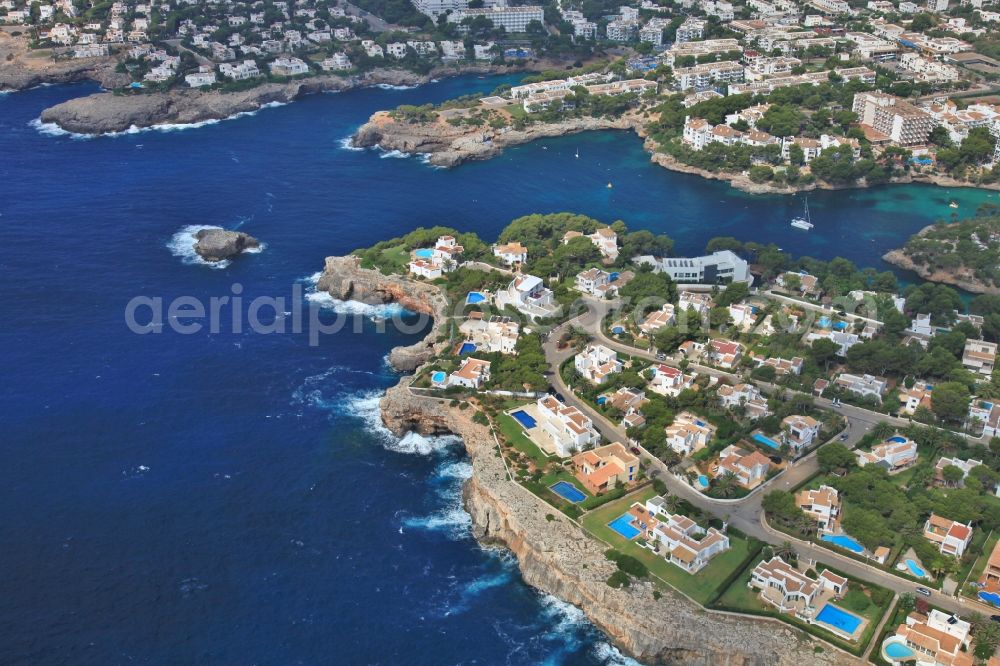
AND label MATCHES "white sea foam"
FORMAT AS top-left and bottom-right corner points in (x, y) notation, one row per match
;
(337, 136), (365, 151)
(166, 224), (230, 269)
(304, 288), (409, 320)
(378, 148), (410, 159)
(402, 453), (472, 539)
(375, 83), (418, 91)
(592, 642), (643, 666)
(539, 593), (588, 634)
